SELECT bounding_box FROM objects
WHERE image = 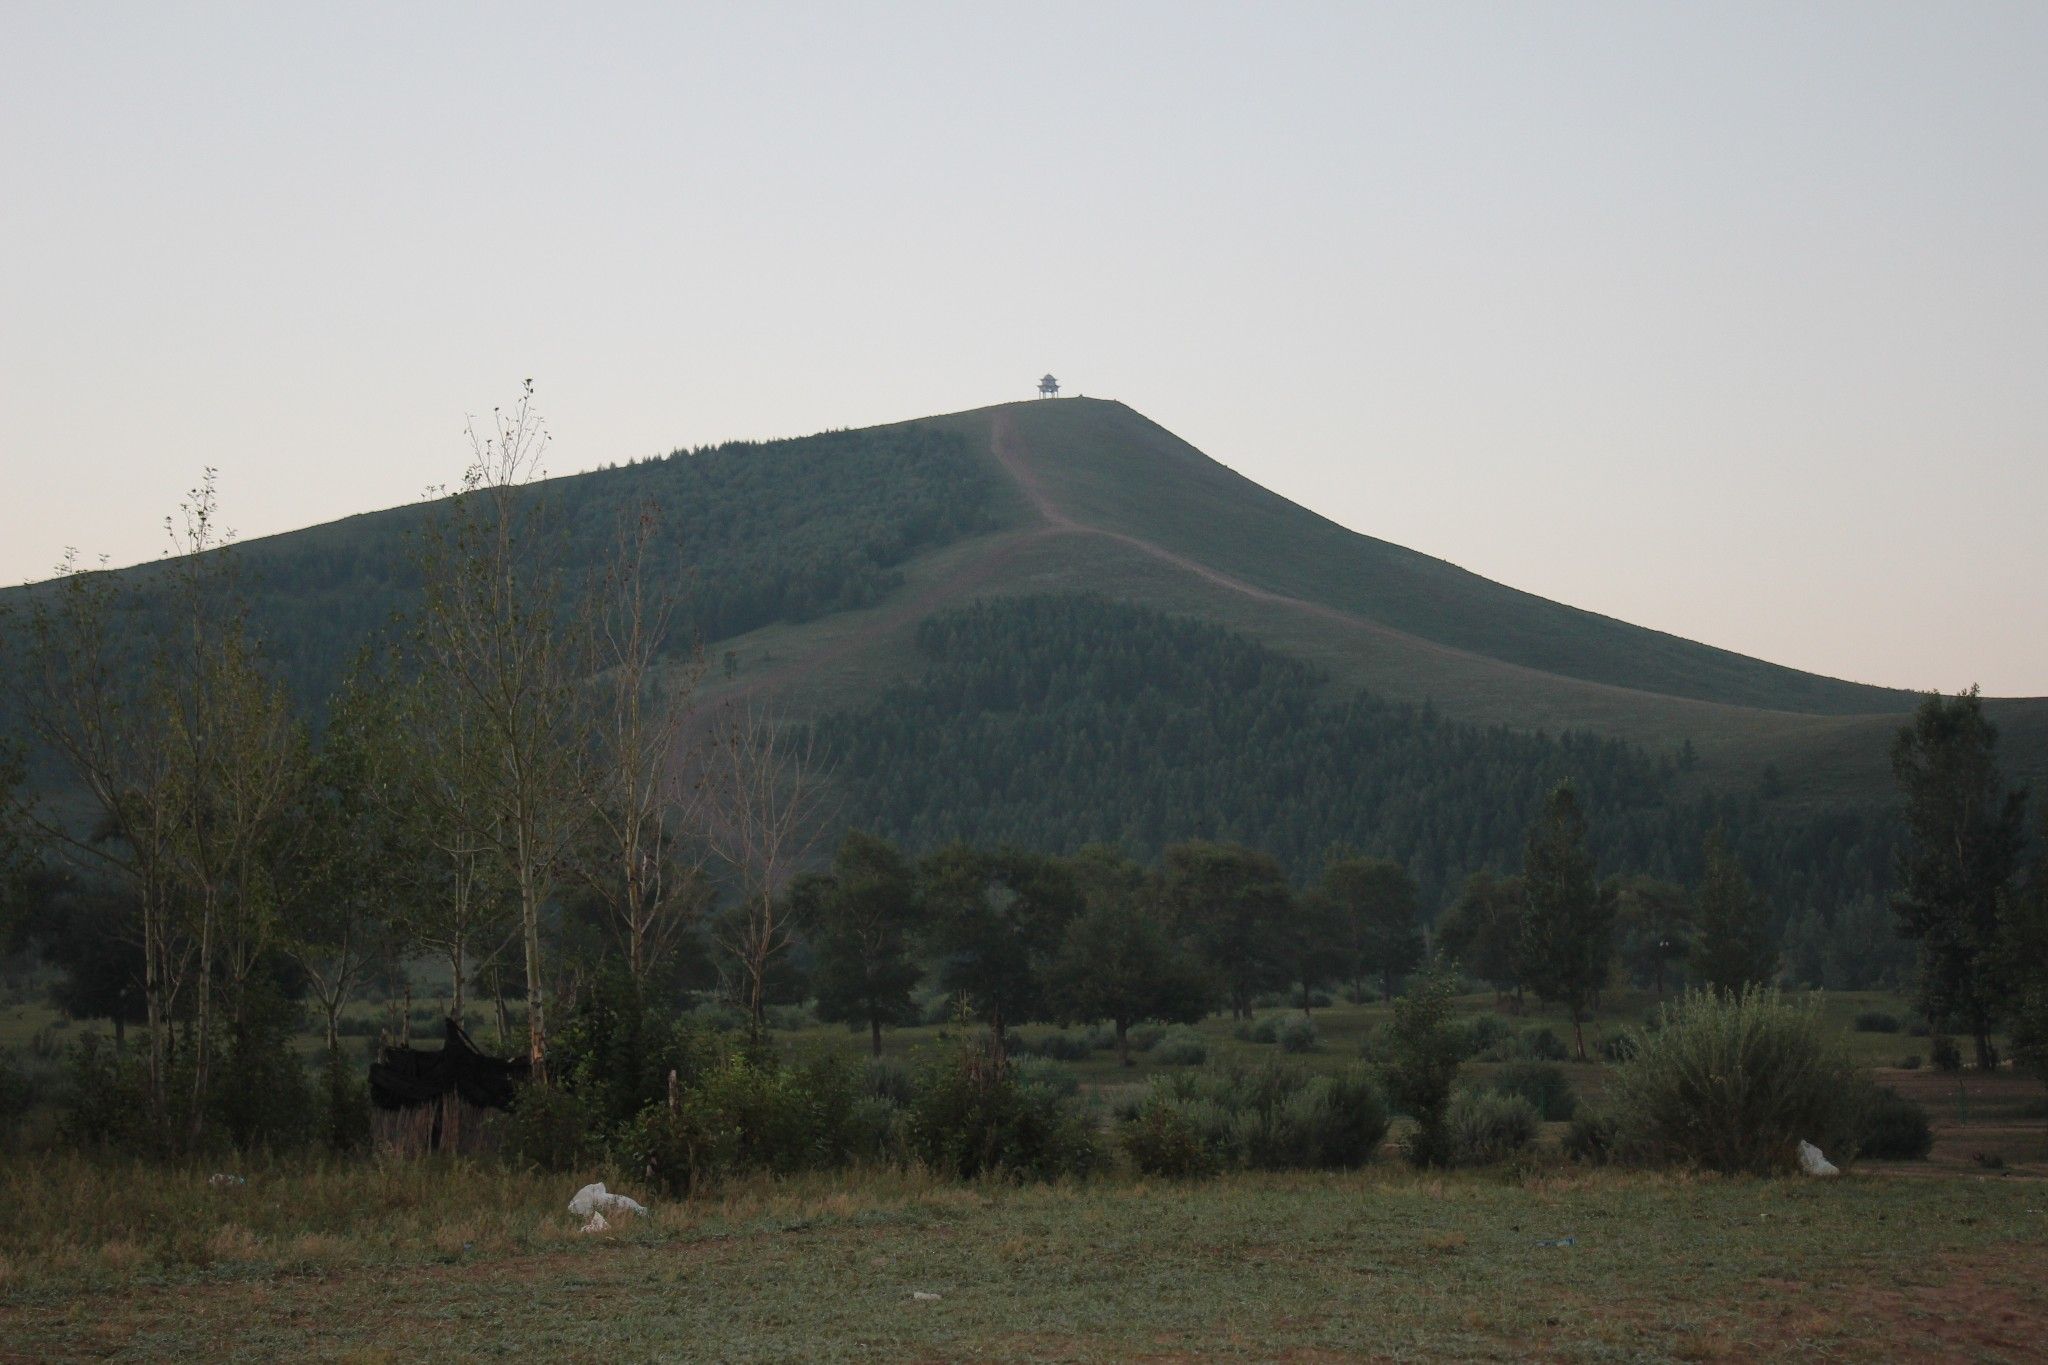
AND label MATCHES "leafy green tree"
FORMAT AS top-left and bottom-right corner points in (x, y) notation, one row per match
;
(1609, 873), (1691, 995)
(1318, 855), (1422, 1000)
(1282, 883), (1345, 1014)
(1689, 828), (1776, 994)
(1382, 955), (1464, 1167)
(1158, 841), (1293, 1019)
(1436, 872), (1525, 1007)
(1891, 688), (2029, 1069)
(2002, 814), (2048, 1093)
(920, 844), (1080, 1040)
(1049, 848), (1213, 1064)
(802, 832), (925, 1056)
(1518, 782), (1613, 1059)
